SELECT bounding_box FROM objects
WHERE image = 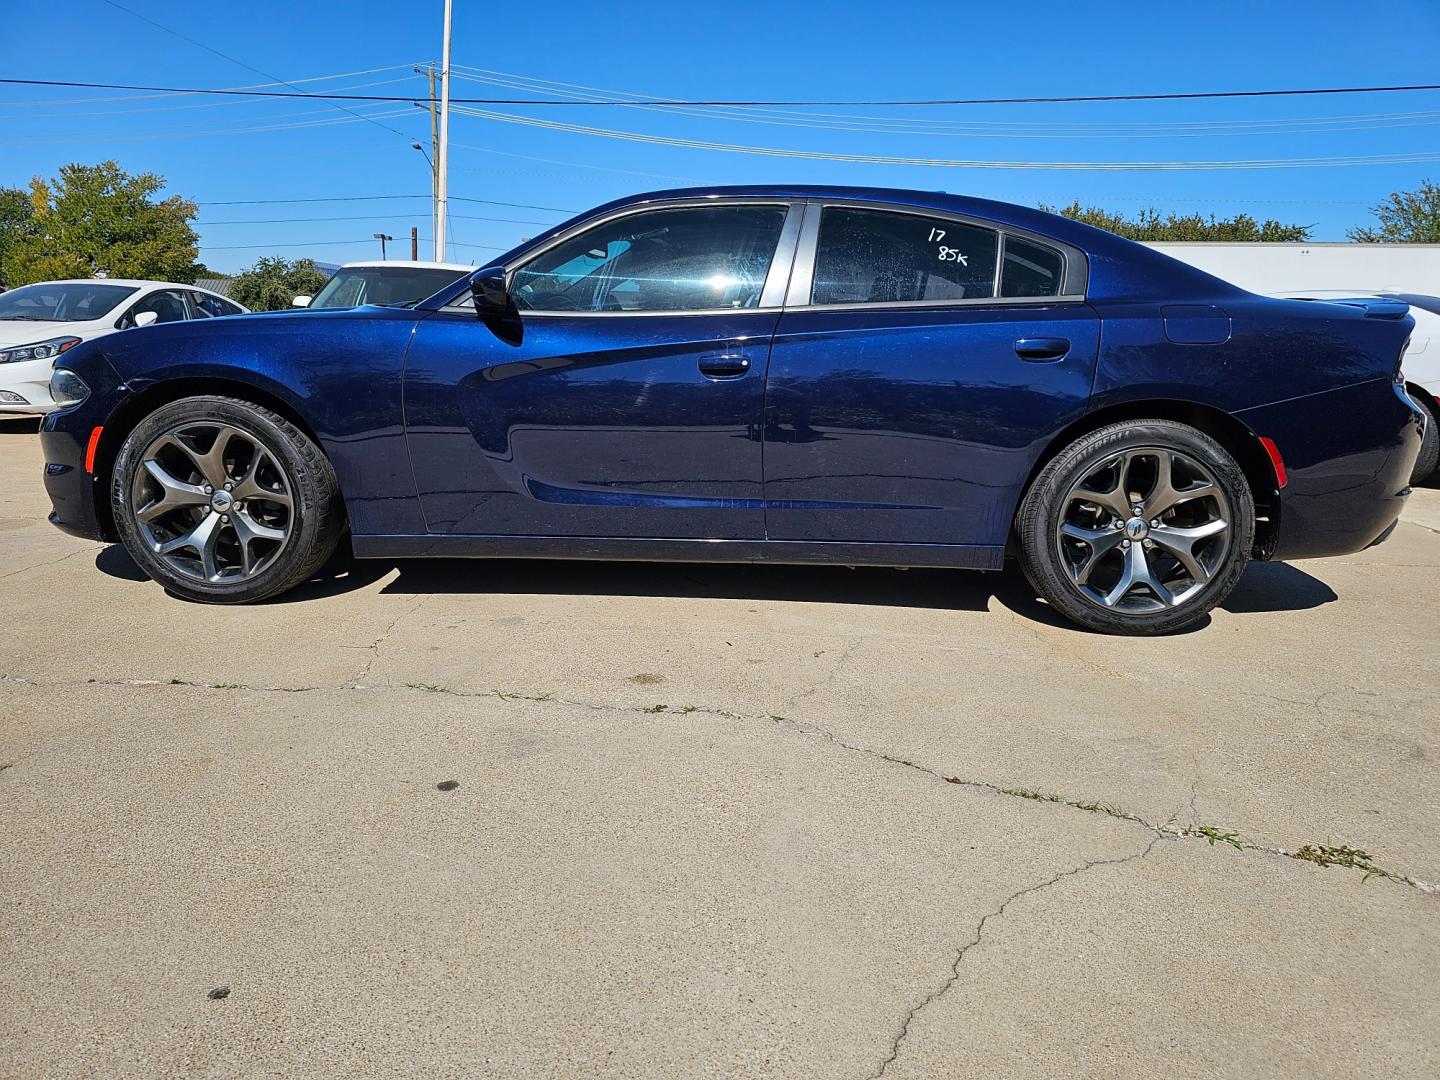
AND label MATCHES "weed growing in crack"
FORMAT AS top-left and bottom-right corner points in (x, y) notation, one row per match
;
(997, 786), (1060, 803)
(1192, 825), (1244, 850)
(1291, 844), (1397, 883)
(643, 704), (669, 714)
(406, 682), (446, 693)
